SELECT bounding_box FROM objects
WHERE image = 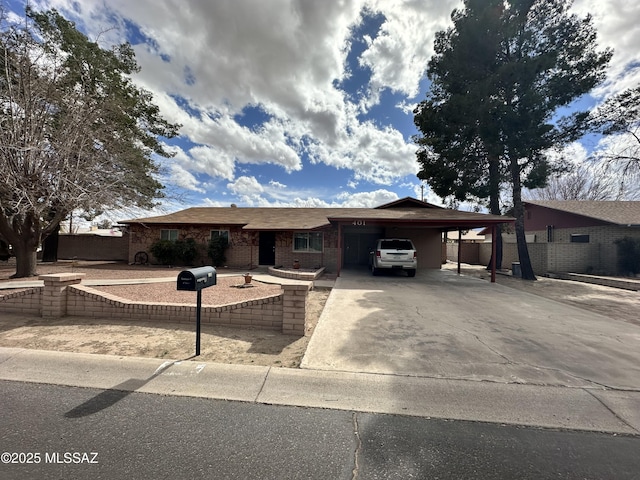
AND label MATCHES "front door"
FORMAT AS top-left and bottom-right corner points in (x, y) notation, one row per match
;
(343, 232), (381, 266)
(344, 233), (360, 265)
(259, 232), (276, 265)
